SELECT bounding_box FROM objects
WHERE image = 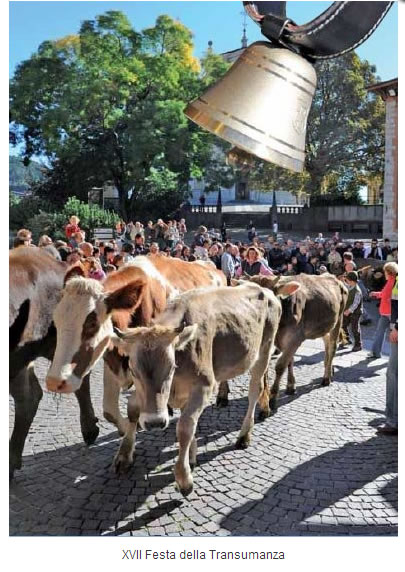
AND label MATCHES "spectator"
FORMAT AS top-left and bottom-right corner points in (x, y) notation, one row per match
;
(148, 242), (160, 257)
(65, 216), (80, 240)
(122, 243), (135, 263)
(327, 244), (343, 275)
(221, 244), (235, 285)
(181, 245), (191, 261)
(208, 244), (221, 269)
(364, 238), (383, 260)
(134, 233), (147, 256)
(144, 221), (155, 244)
(220, 221), (227, 243)
(38, 235), (53, 248)
(368, 262), (398, 359)
(296, 246), (309, 274)
(381, 238), (392, 261)
(103, 245), (116, 269)
(237, 246), (273, 277)
(387, 247), (398, 262)
(247, 226), (257, 243)
(376, 273), (398, 435)
(79, 242), (94, 258)
(352, 241), (365, 259)
(268, 242), (286, 272)
(178, 218), (187, 241)
(113, 254), (125, 269)
(341, 271), (363, 351)
(69, 231), (85, 249)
